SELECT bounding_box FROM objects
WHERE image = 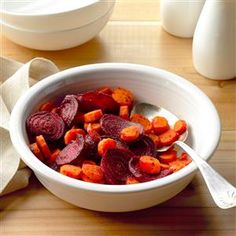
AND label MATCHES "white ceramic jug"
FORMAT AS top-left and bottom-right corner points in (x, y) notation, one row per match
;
(160, 0), (205, 38)
(193, 0), (236, 80)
